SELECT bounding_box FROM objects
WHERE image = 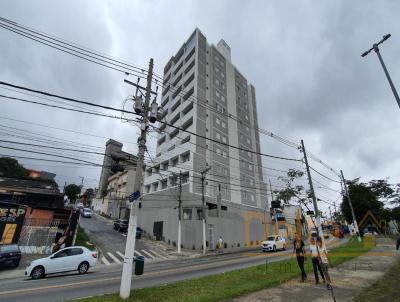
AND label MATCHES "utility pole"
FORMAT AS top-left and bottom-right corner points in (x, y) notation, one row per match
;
(329, 206), (332, 221)
(269, 179), (278, 235)
(362, 34), (400, 110)
(119, 58), (154, 299)
(340, 170), (361, 242)
(201, 166), (211, 255)
(301, 140), (325, 245)
(177, 171), (182, 254)
(79, 176), (84, 189)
